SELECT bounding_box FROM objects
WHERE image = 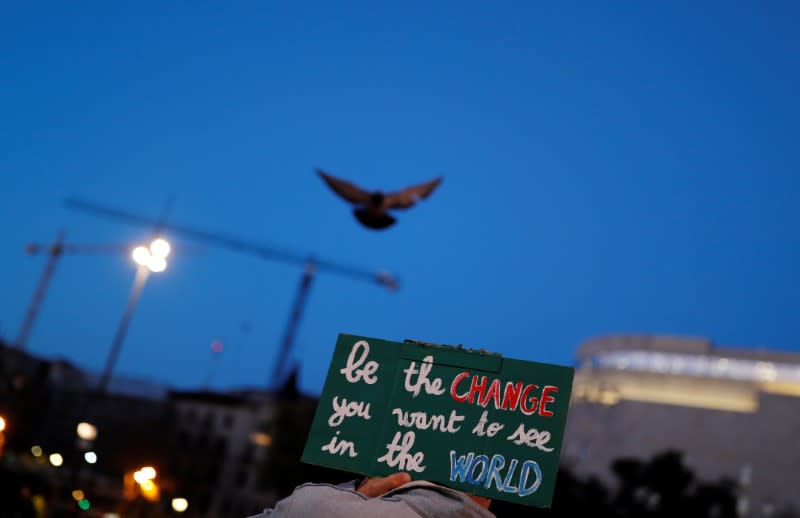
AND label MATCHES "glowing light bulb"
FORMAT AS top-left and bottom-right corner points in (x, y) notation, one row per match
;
(133, 470), (146, 484)
(147, 255), (167, 273)
(132, 246), (151, 266)
(150, 238), (171, 258)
